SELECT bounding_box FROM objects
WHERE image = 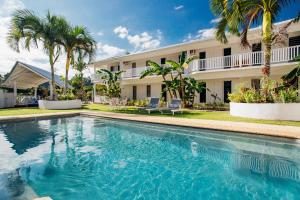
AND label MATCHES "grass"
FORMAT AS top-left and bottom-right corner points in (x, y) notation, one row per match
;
(0, 107), (80, 116)
(0, 104), (300, 127)
(84, 104), (300, 127)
